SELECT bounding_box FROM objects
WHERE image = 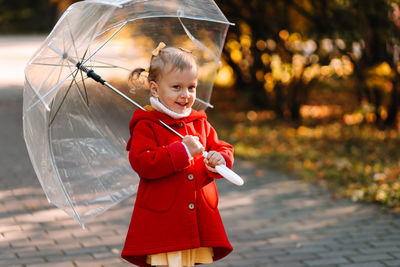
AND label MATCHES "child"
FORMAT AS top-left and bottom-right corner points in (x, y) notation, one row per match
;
(121, 42), (234, 267)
